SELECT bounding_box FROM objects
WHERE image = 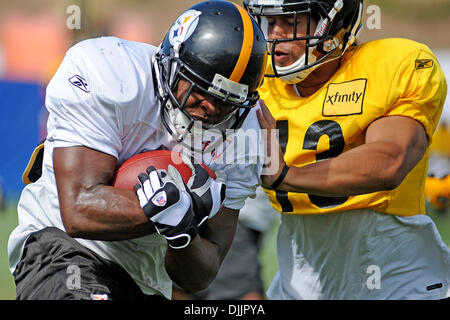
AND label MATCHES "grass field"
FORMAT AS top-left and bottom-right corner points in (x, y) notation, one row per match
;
(0, 202), (19, 300)
(1, 201), (449, 300)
